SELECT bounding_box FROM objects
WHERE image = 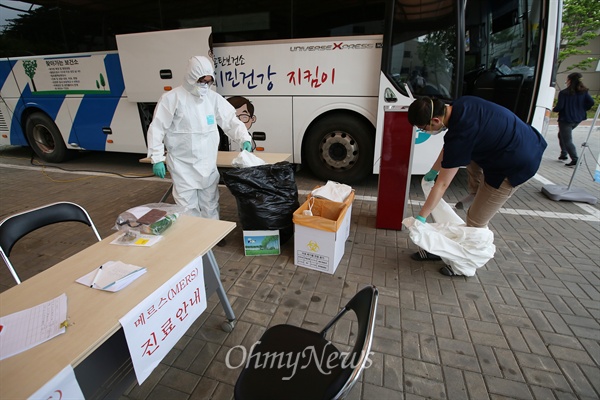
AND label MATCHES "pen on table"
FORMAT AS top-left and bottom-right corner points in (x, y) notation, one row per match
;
(101, 268), (143, 290)
(90, 265), (103, 288)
